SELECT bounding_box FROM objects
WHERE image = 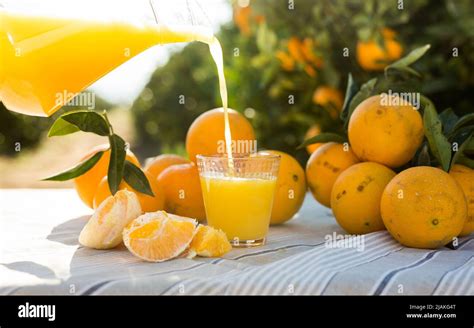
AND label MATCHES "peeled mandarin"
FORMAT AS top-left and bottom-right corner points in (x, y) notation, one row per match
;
(79, 190), (142, 249)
